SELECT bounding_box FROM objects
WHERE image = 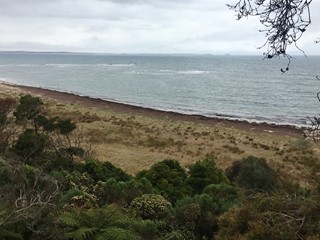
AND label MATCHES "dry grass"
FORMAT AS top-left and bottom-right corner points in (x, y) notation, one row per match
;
(1, 83), (320, 185)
